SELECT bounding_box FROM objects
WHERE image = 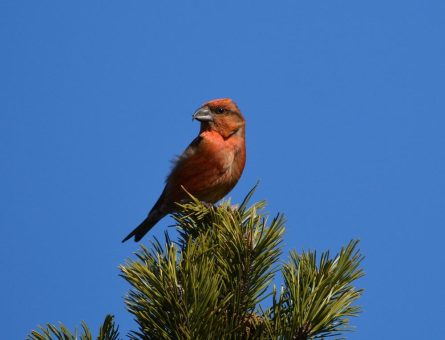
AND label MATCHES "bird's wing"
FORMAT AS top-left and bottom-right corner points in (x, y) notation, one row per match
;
(169, 135), (204, 169)
(164, 133), (234, 203)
